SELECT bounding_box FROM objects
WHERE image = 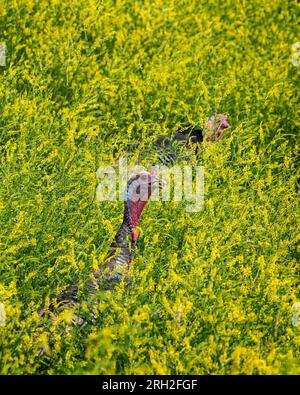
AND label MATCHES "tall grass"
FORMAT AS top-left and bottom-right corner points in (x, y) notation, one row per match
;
(0, 0), (299, 374)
